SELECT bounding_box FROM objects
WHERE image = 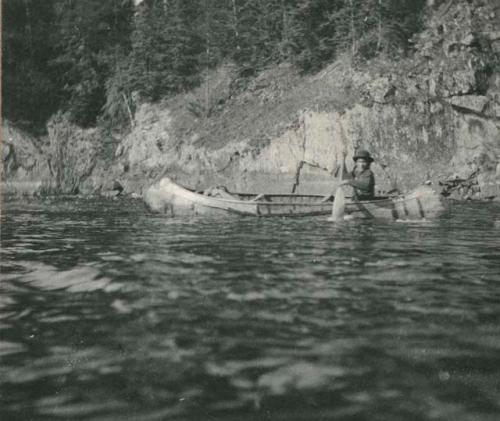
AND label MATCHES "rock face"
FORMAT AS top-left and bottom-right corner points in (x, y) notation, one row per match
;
(3, 0), (500, 201)
(136, 100), (499, 201)
(448, 96), (490, 114)
(2, 115), (105, 196)
(2, 122), (53, 195)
